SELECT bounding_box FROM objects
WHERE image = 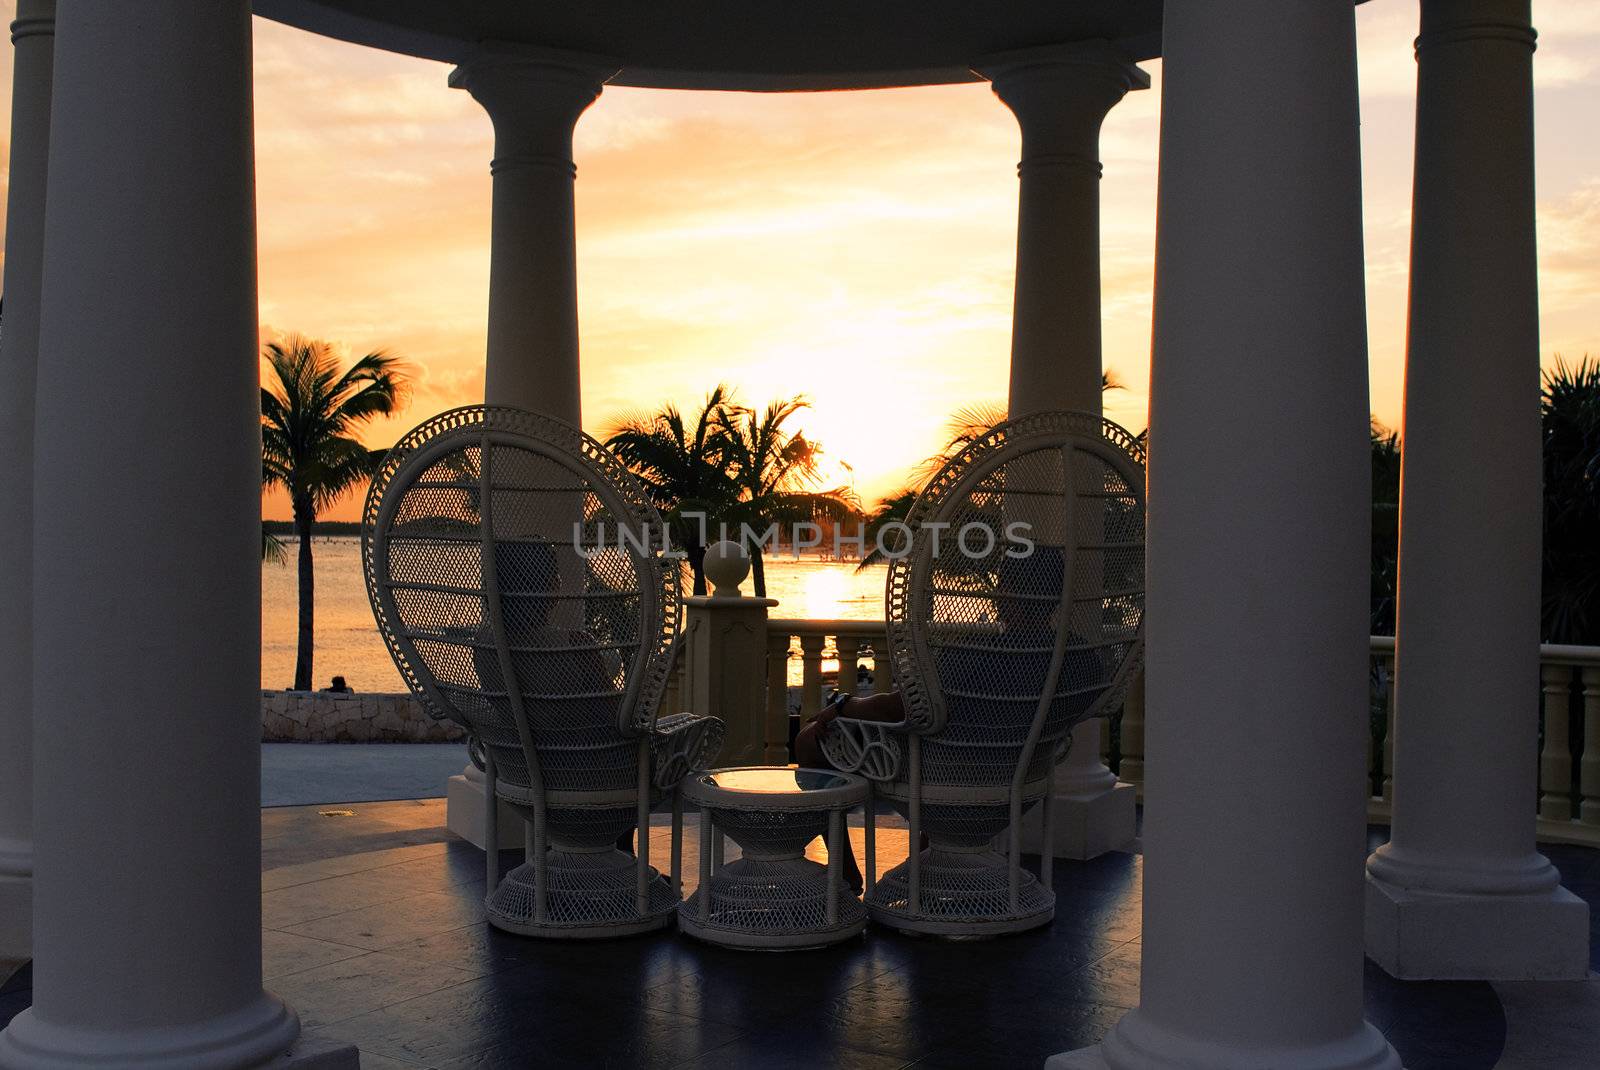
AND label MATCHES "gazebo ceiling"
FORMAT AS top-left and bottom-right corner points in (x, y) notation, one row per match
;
(251, 0), (1166, 90)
